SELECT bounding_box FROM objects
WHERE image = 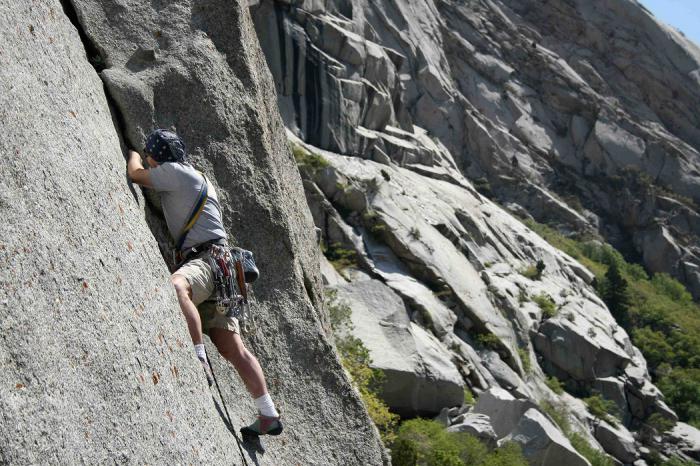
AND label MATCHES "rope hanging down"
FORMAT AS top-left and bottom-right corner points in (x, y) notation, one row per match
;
(206, 348), (250, 466)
